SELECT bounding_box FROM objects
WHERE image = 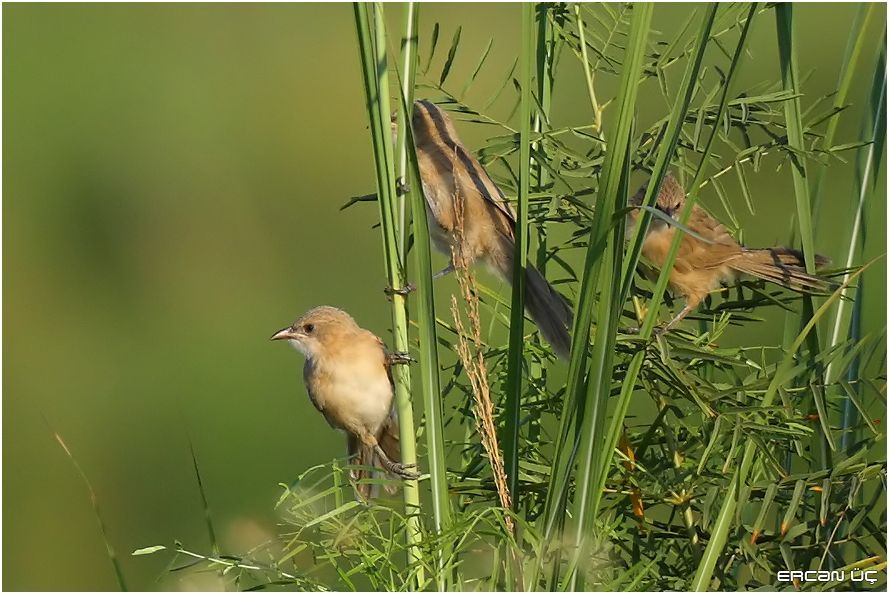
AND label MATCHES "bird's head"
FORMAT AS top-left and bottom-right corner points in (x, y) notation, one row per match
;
(271, 306), (359, 358)
(628, 173), (687, 221)
(653, 173), (686, 217)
